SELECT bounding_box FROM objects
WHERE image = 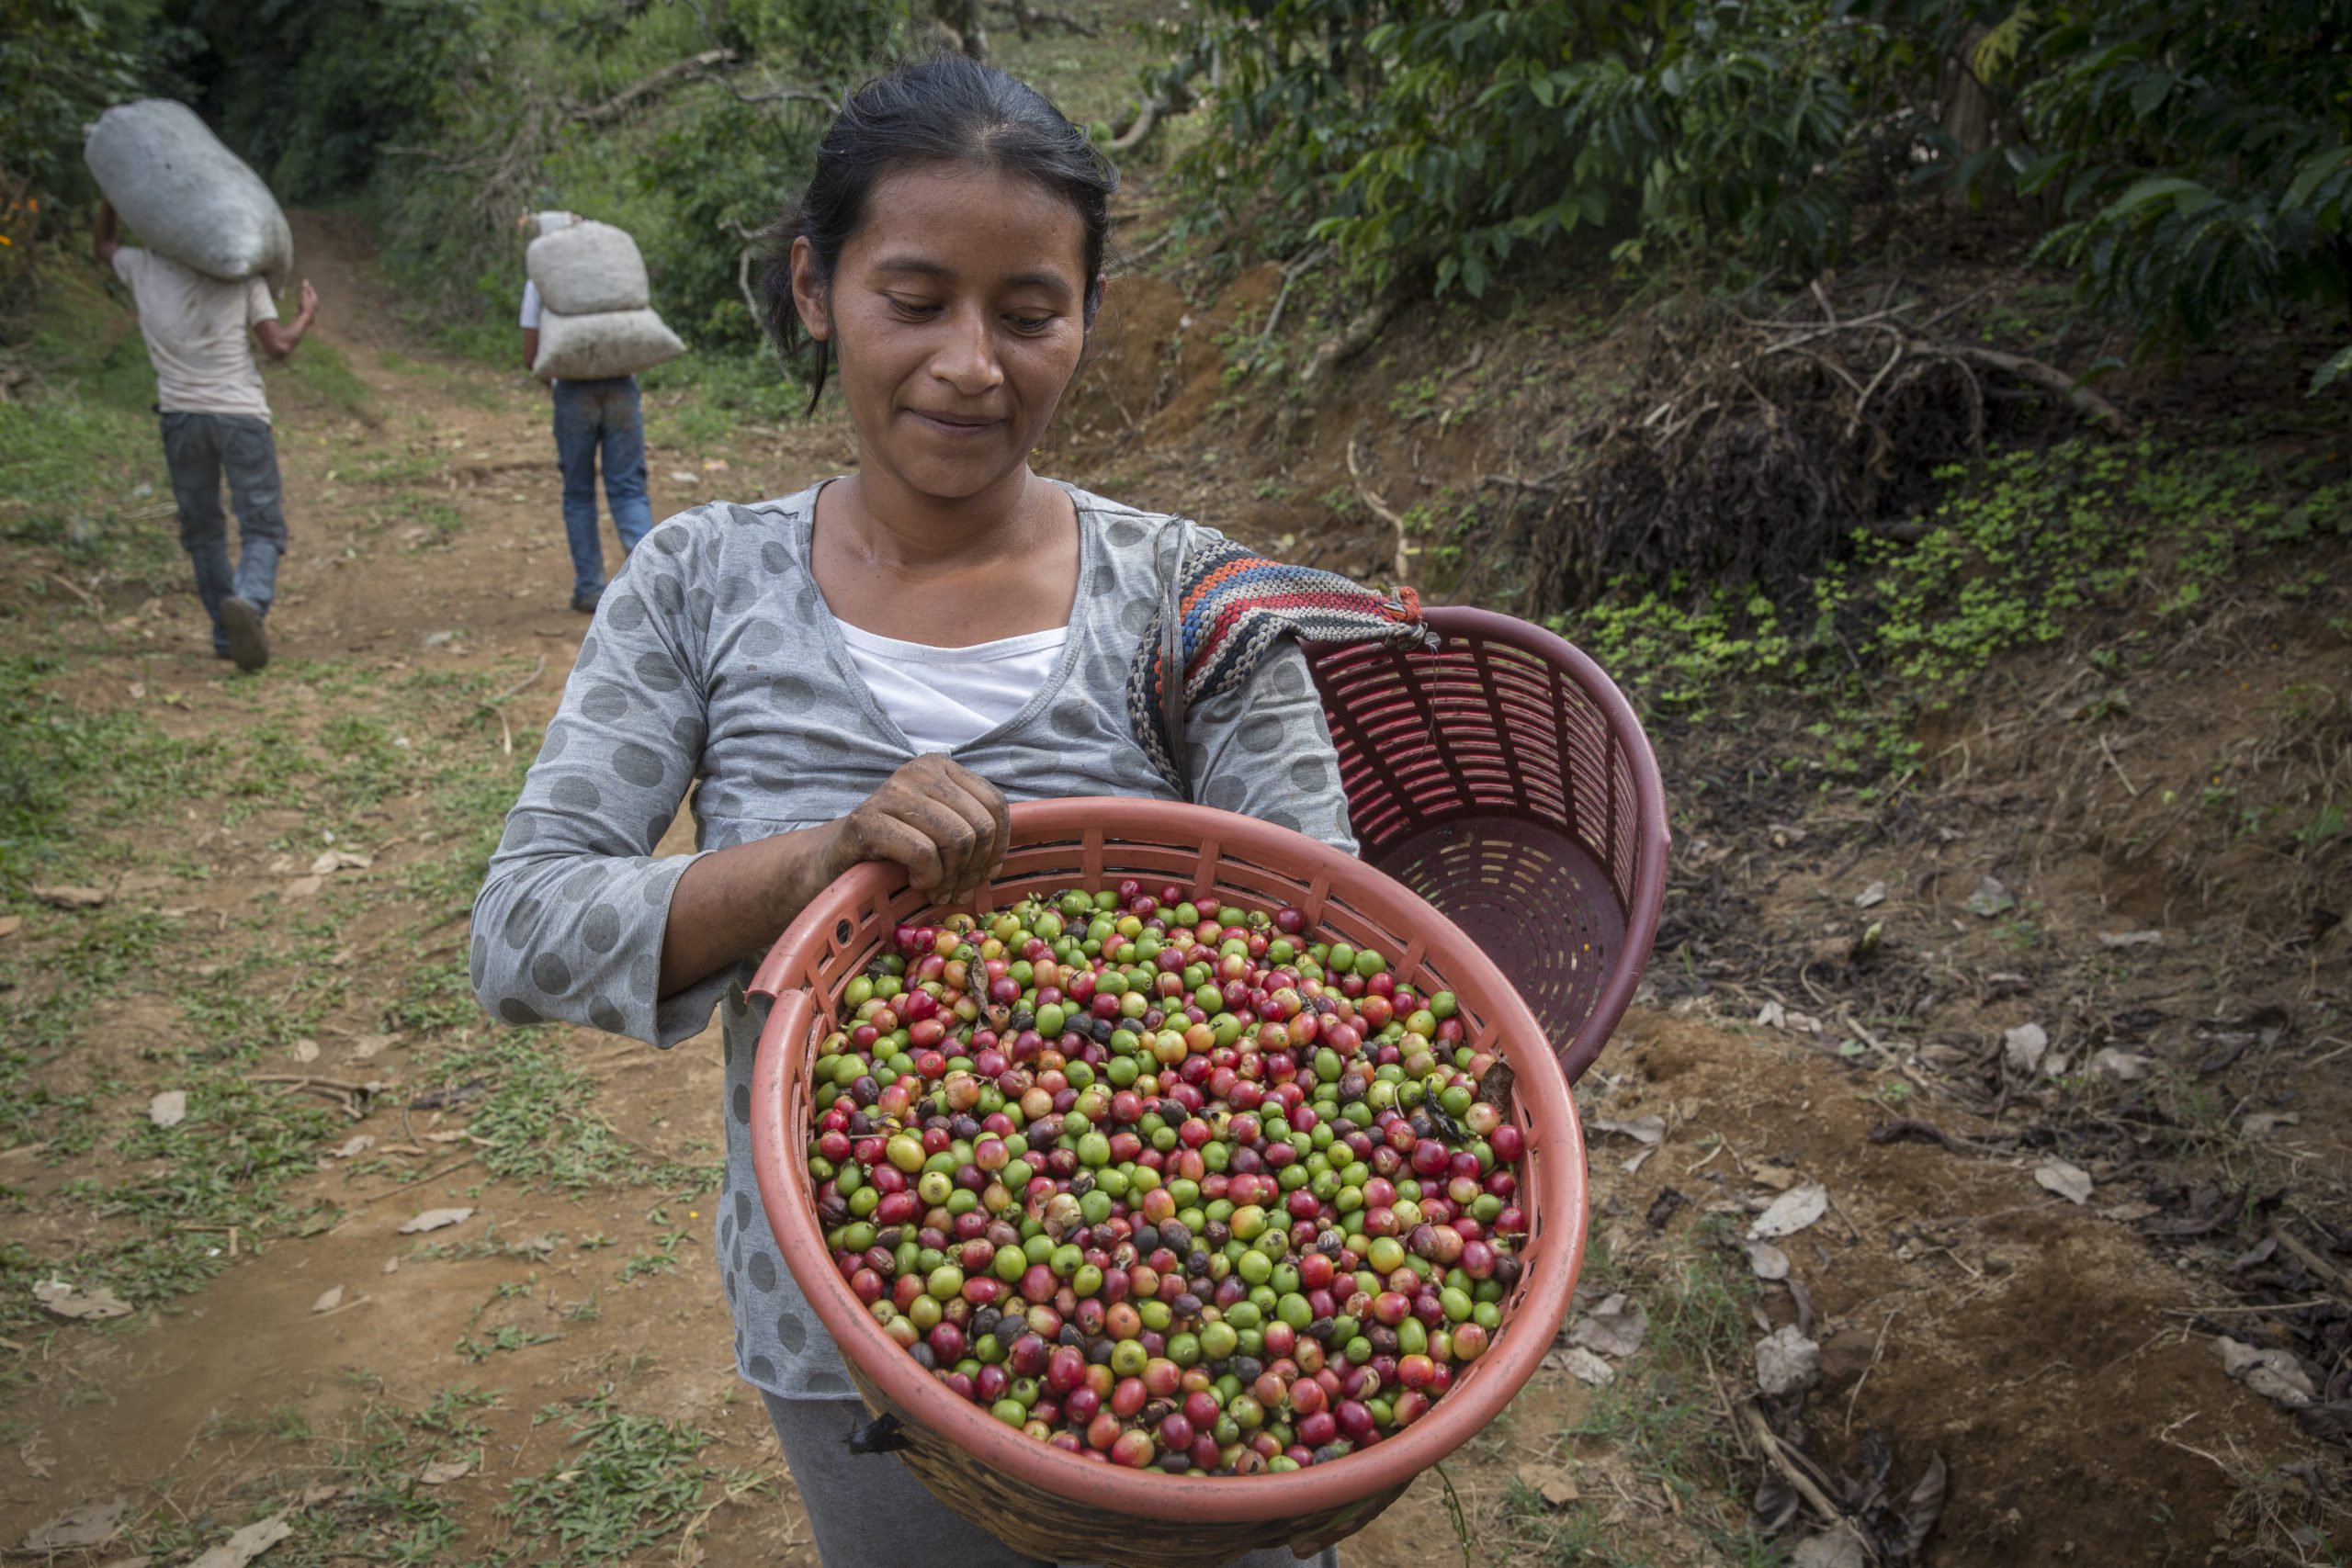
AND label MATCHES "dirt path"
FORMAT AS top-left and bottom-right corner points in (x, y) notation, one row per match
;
(3, 216), (2343, 1566)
